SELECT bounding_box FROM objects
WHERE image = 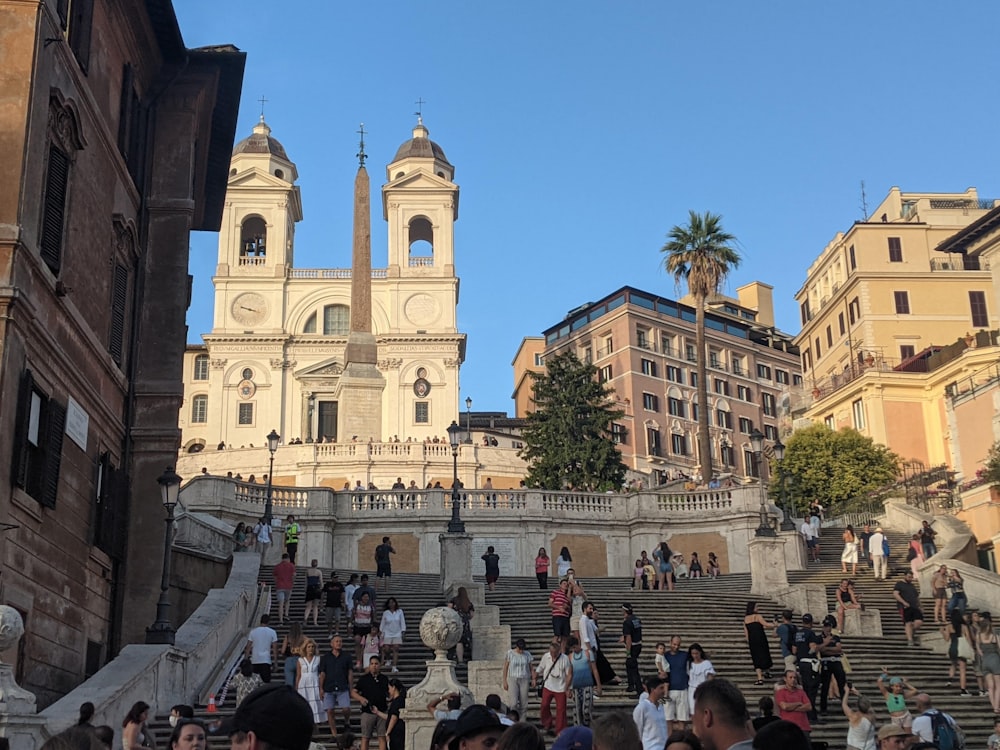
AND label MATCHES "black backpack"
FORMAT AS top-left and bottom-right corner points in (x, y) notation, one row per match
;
(784, 623), (798, 652)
